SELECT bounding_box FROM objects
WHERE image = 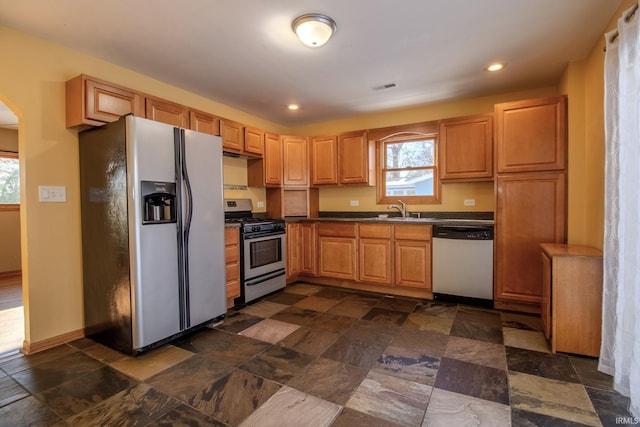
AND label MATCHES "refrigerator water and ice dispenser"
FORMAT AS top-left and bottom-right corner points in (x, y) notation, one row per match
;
(141, 181), (176, 224)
